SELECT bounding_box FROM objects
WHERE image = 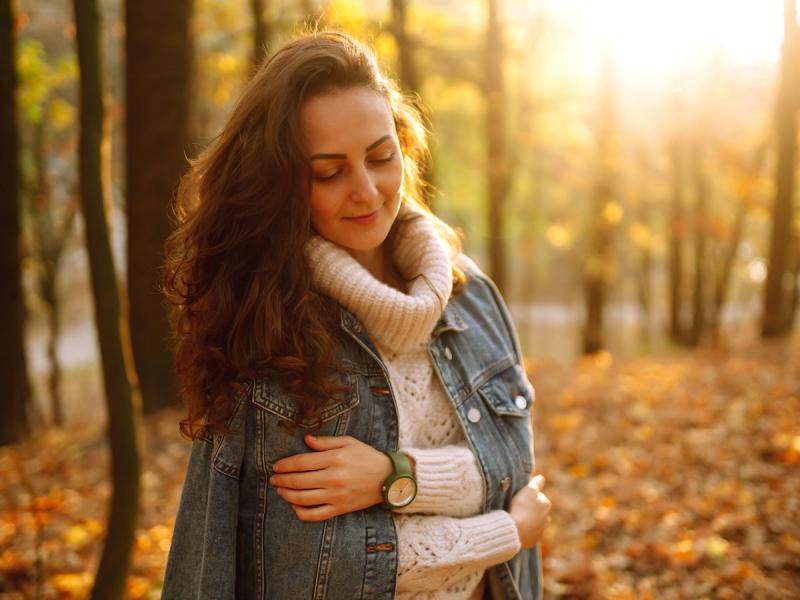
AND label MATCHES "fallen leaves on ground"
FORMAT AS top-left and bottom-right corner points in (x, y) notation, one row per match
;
(1, 336), (799, 598)
(530, 337), (800, 598)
